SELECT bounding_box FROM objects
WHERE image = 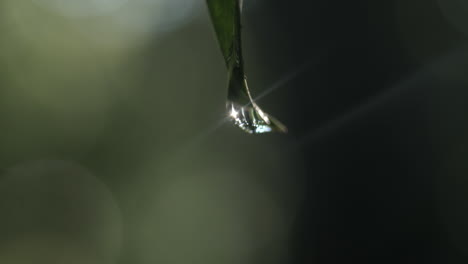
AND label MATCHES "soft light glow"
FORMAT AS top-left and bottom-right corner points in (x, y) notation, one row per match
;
(20, 0), (201, 35)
